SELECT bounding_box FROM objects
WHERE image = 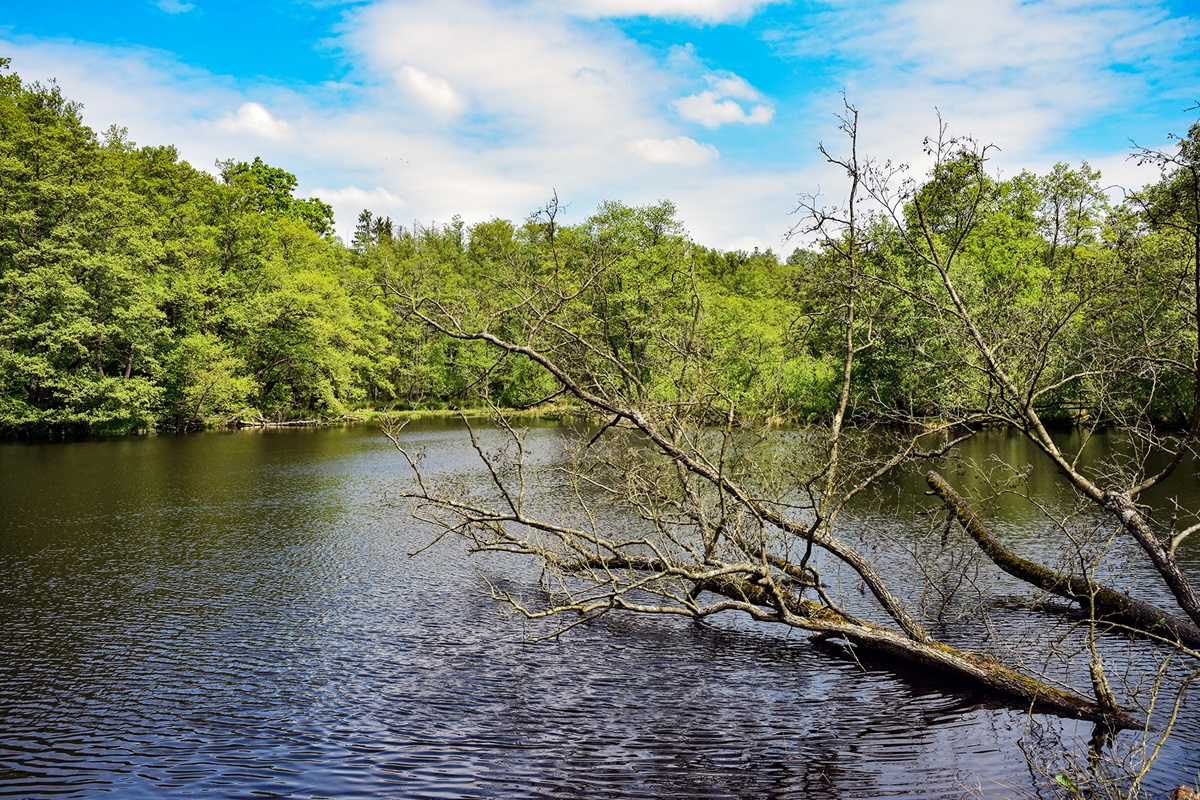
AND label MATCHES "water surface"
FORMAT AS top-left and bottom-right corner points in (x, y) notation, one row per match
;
(1, 422), (1196, 798)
